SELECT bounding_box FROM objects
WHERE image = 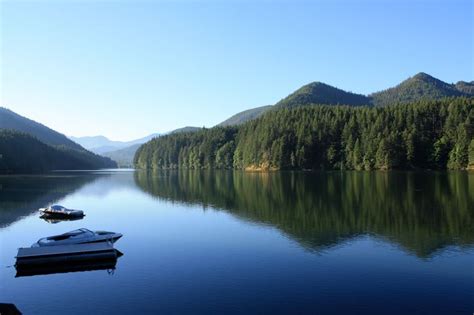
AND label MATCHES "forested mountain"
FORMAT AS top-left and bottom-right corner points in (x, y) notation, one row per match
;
(370, 73), (473, 107)
(217, 105), (273, 127)
(0, 107), (83, 149)
(0, 108), (116, 173)
(135, 97), (474, 171)
(275, 82), (370, 108)
(213, 73), (473, 128)
(0, 130), (116, 173)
